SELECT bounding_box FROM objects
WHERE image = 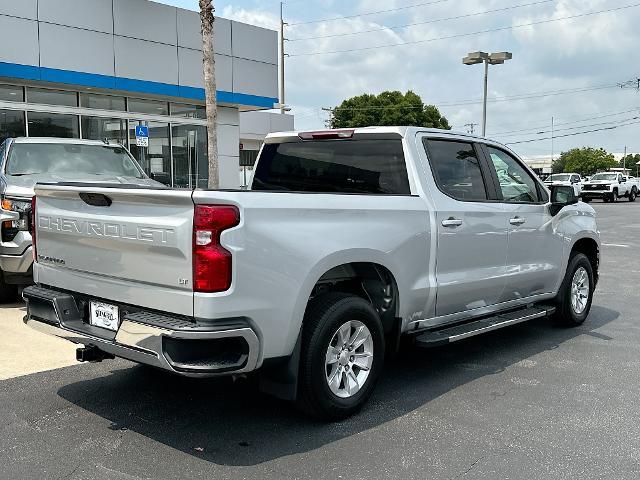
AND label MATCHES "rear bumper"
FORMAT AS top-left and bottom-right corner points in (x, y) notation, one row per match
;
(22, 285), (260, 377)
